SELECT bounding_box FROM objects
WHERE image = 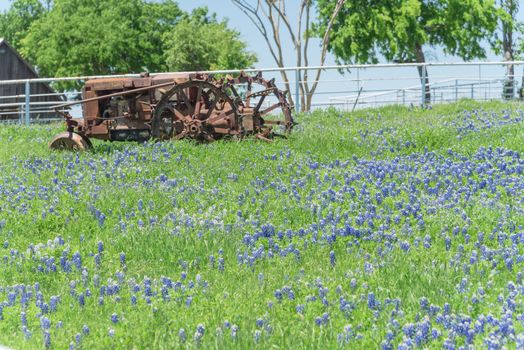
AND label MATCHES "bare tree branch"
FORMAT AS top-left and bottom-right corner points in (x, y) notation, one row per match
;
(295, 1), (307, 108)
(269, 0), (298, 49)
(231, 0), (280, 66)
(232, 0), (346, 111)
(308, 0), (346, 110)
(266, 3), (294, 104)
(302, 1), (312, 108)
